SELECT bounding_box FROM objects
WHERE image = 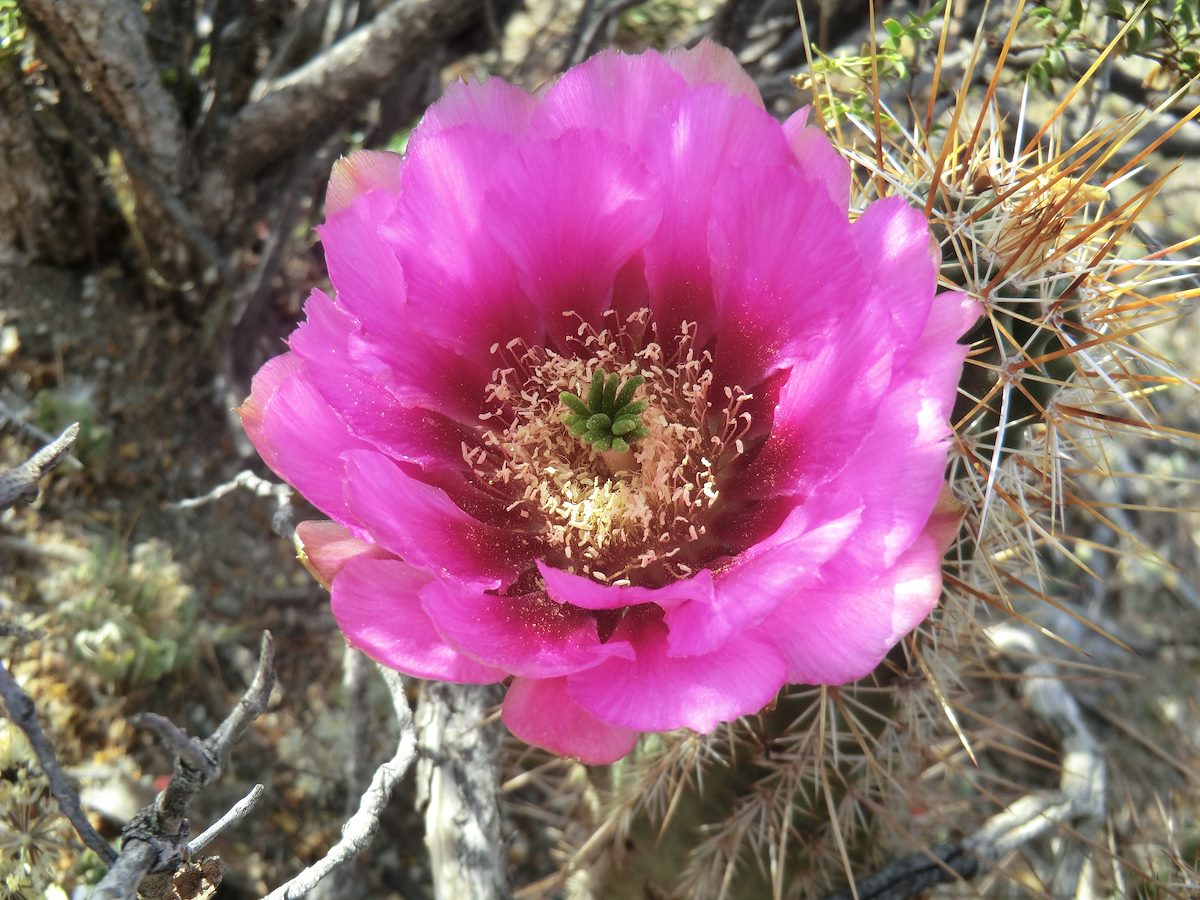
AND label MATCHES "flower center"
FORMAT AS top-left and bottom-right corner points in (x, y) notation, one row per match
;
(467, 310), (753, 585)
(559, 369), (650, 454)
